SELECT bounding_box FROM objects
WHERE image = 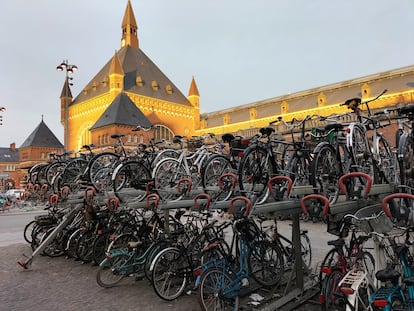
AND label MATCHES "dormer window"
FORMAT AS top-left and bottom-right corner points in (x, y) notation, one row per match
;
(152, 80), (159, 91)
(165, 84), (173, 94)
(136, 76), (143, 87)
